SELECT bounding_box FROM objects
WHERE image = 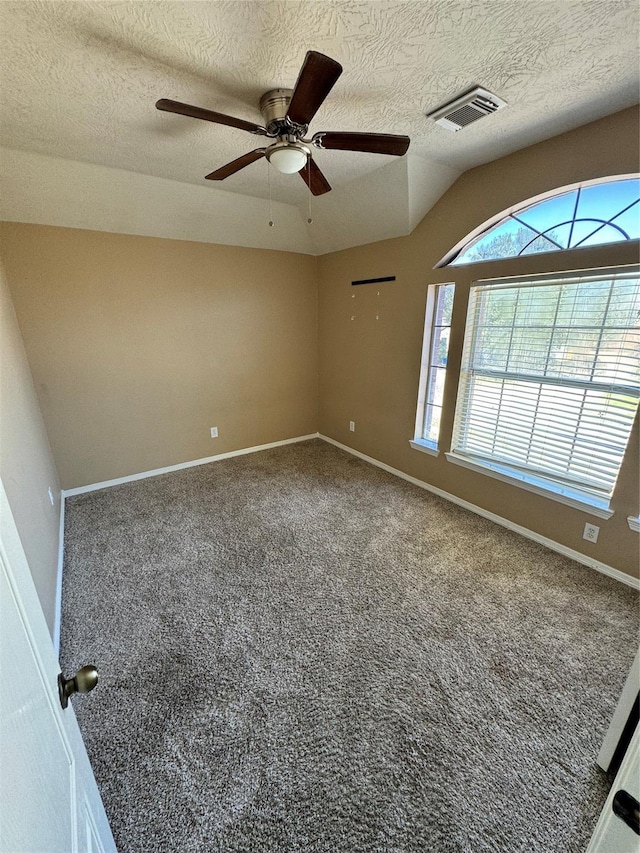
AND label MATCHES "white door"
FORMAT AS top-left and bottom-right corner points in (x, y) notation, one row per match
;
(0, 478), (116, 852)
(587, 724), (640, 852)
